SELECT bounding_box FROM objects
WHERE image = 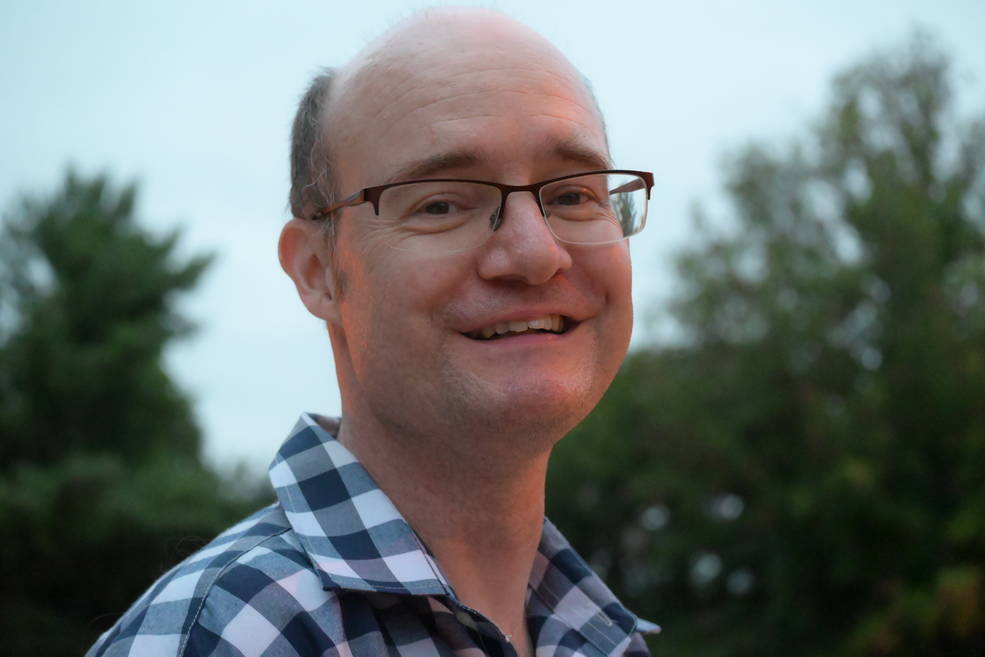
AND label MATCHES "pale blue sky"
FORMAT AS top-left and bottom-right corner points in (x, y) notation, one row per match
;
(3, 1), (984, 473)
